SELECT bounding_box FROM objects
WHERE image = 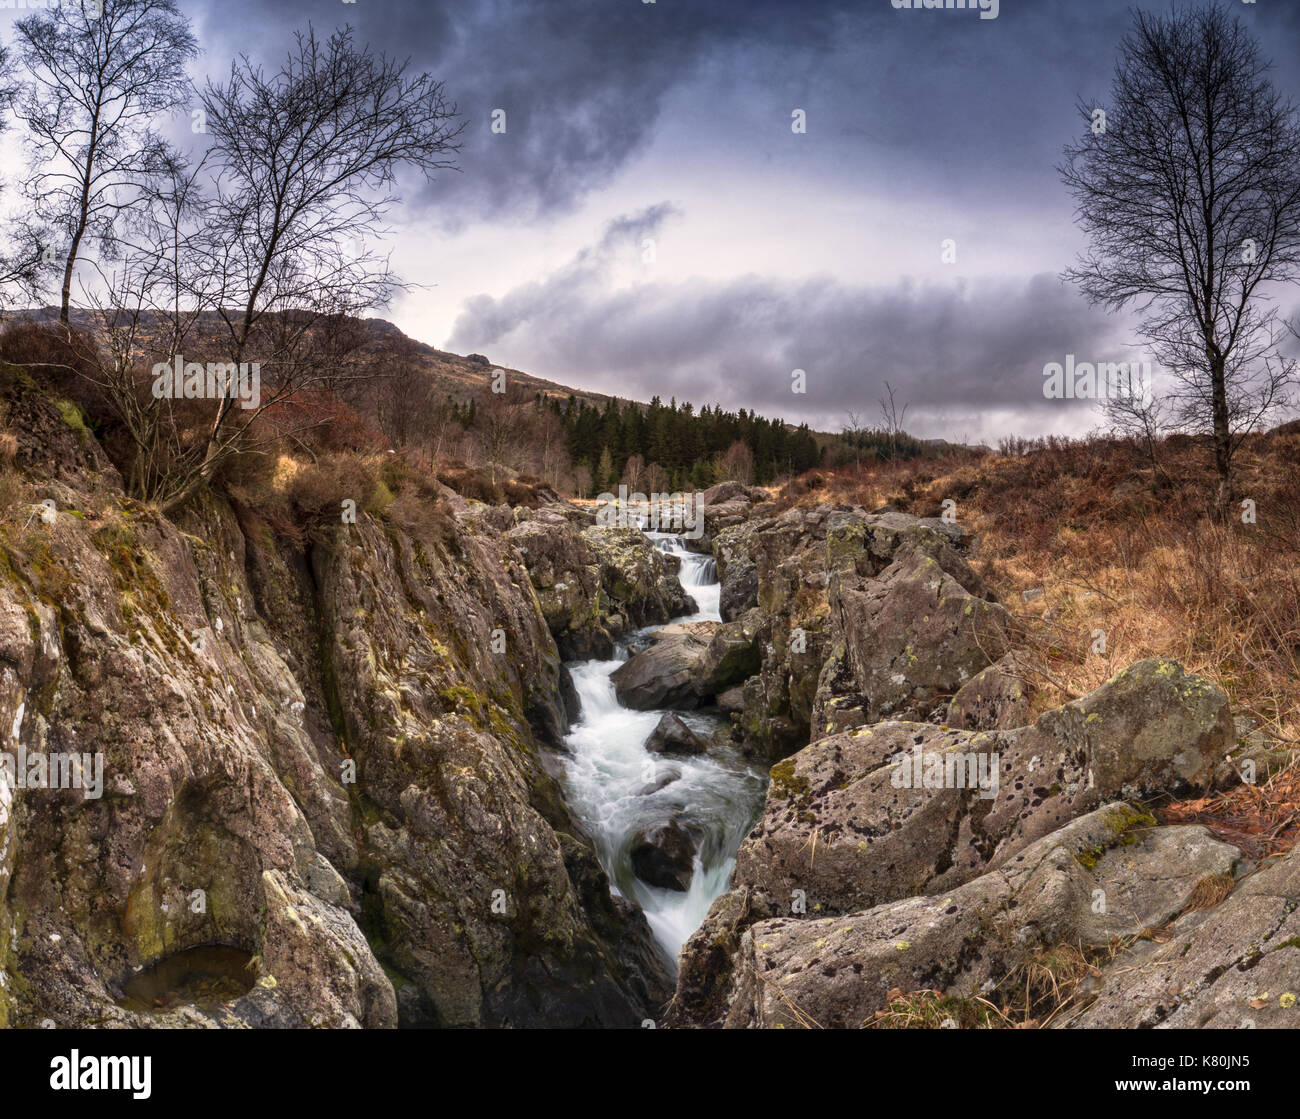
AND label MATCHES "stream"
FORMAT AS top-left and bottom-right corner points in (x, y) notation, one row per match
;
(558, 534), (767, 968)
